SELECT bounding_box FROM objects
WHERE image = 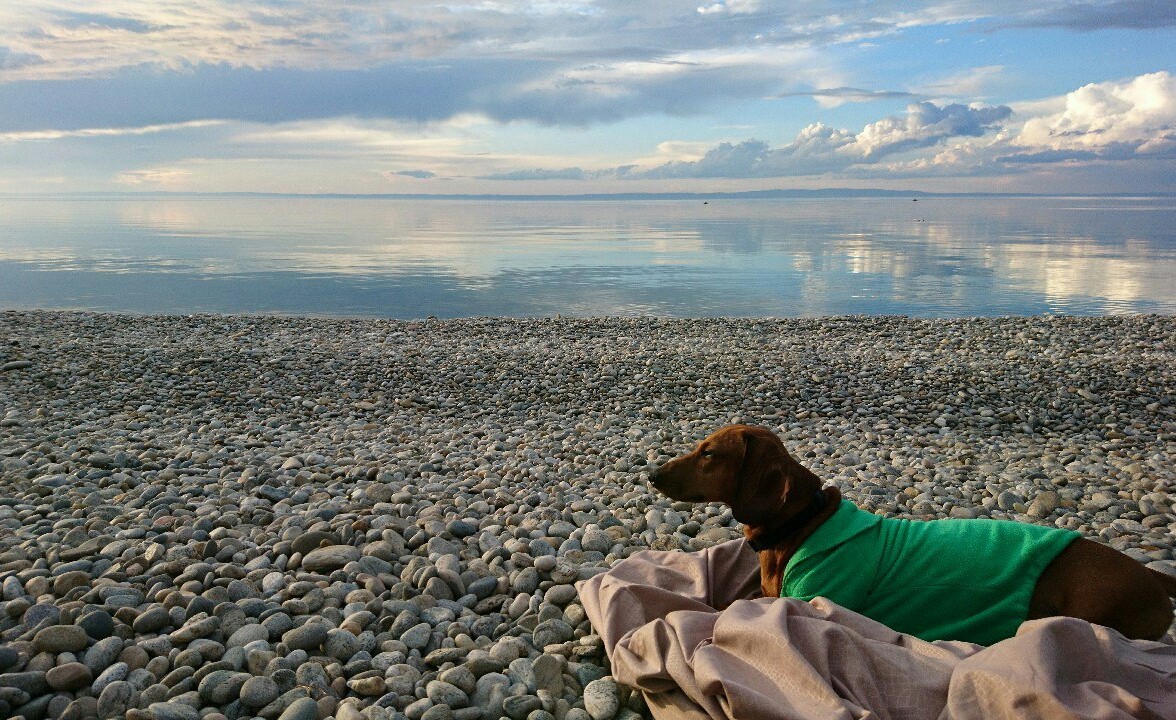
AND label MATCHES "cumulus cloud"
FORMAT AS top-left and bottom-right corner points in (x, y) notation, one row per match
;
(635, 101), (1010, 178)
(484, 100), (1015, 181)
(1010, 71), (1176, 161)
(1, 3), (1172, 191)
(853, 102), (1011, 159)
